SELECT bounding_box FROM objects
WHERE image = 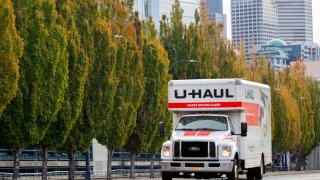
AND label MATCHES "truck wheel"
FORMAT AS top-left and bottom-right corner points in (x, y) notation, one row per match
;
(246, 157), (264, 180)
(227, 158), (239, 180)
(255, 157), (264, 179)
(246, 169), (255, 180)
(162, 172), (172, 180)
